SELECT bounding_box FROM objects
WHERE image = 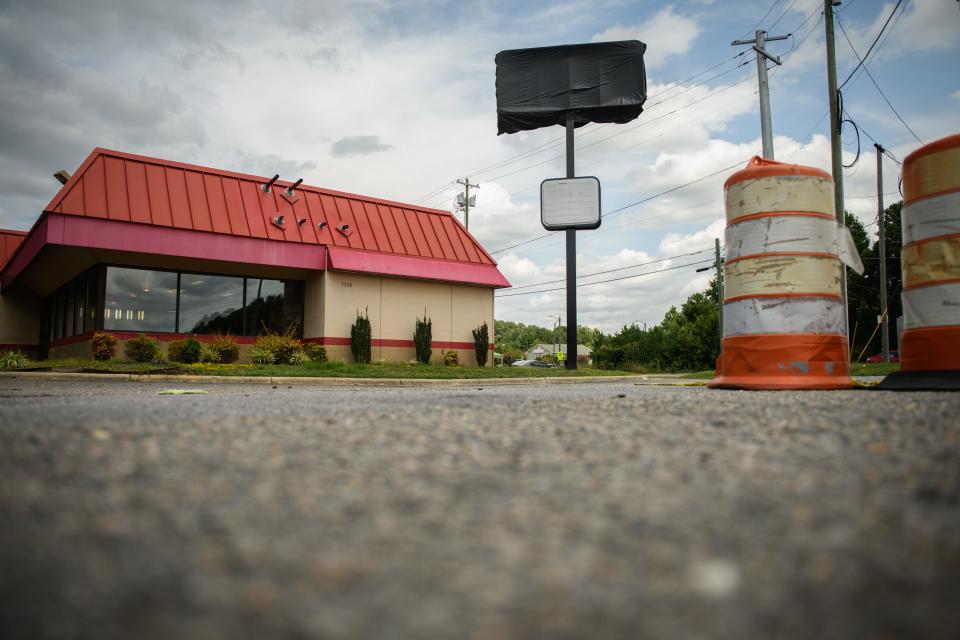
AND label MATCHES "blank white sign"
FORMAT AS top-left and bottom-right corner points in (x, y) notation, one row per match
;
(541, 177), (601, 230)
